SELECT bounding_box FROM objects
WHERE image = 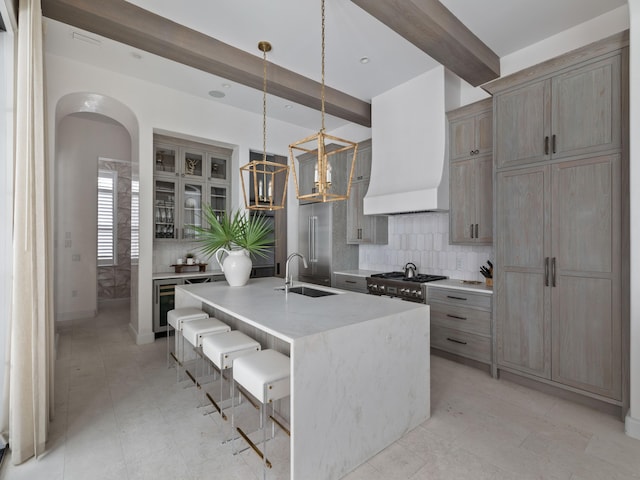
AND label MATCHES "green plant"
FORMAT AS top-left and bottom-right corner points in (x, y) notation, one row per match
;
(194, 205), (273, 259)
(186, 252), (194, 259)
